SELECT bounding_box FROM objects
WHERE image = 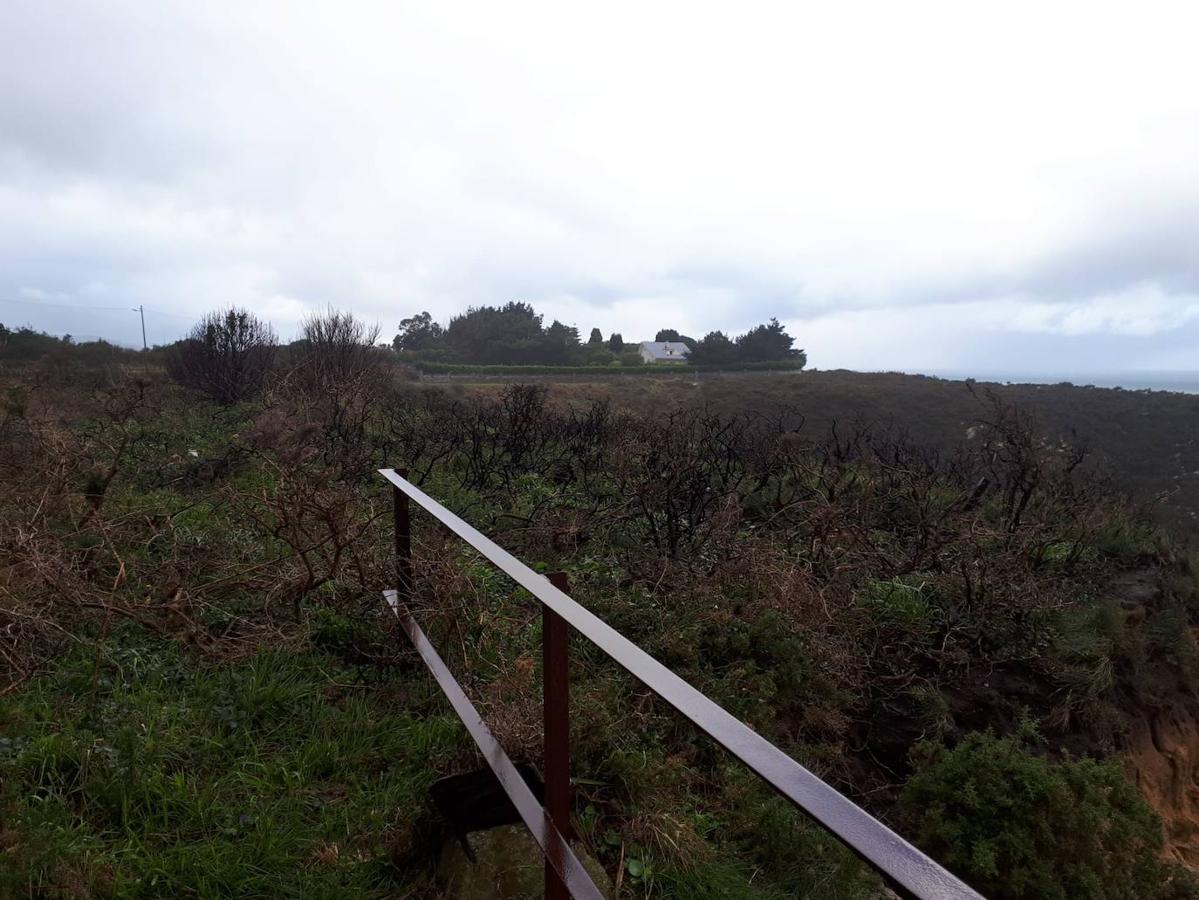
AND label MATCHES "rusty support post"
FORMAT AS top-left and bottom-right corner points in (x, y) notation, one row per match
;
(393, 467), (413, 600)
(377, 468), (983, 899)
(544, 571), (571, 900)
